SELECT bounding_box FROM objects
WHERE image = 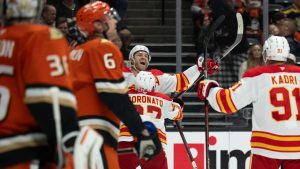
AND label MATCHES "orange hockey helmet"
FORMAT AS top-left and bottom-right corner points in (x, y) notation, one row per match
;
(76, 1), (110, 37)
